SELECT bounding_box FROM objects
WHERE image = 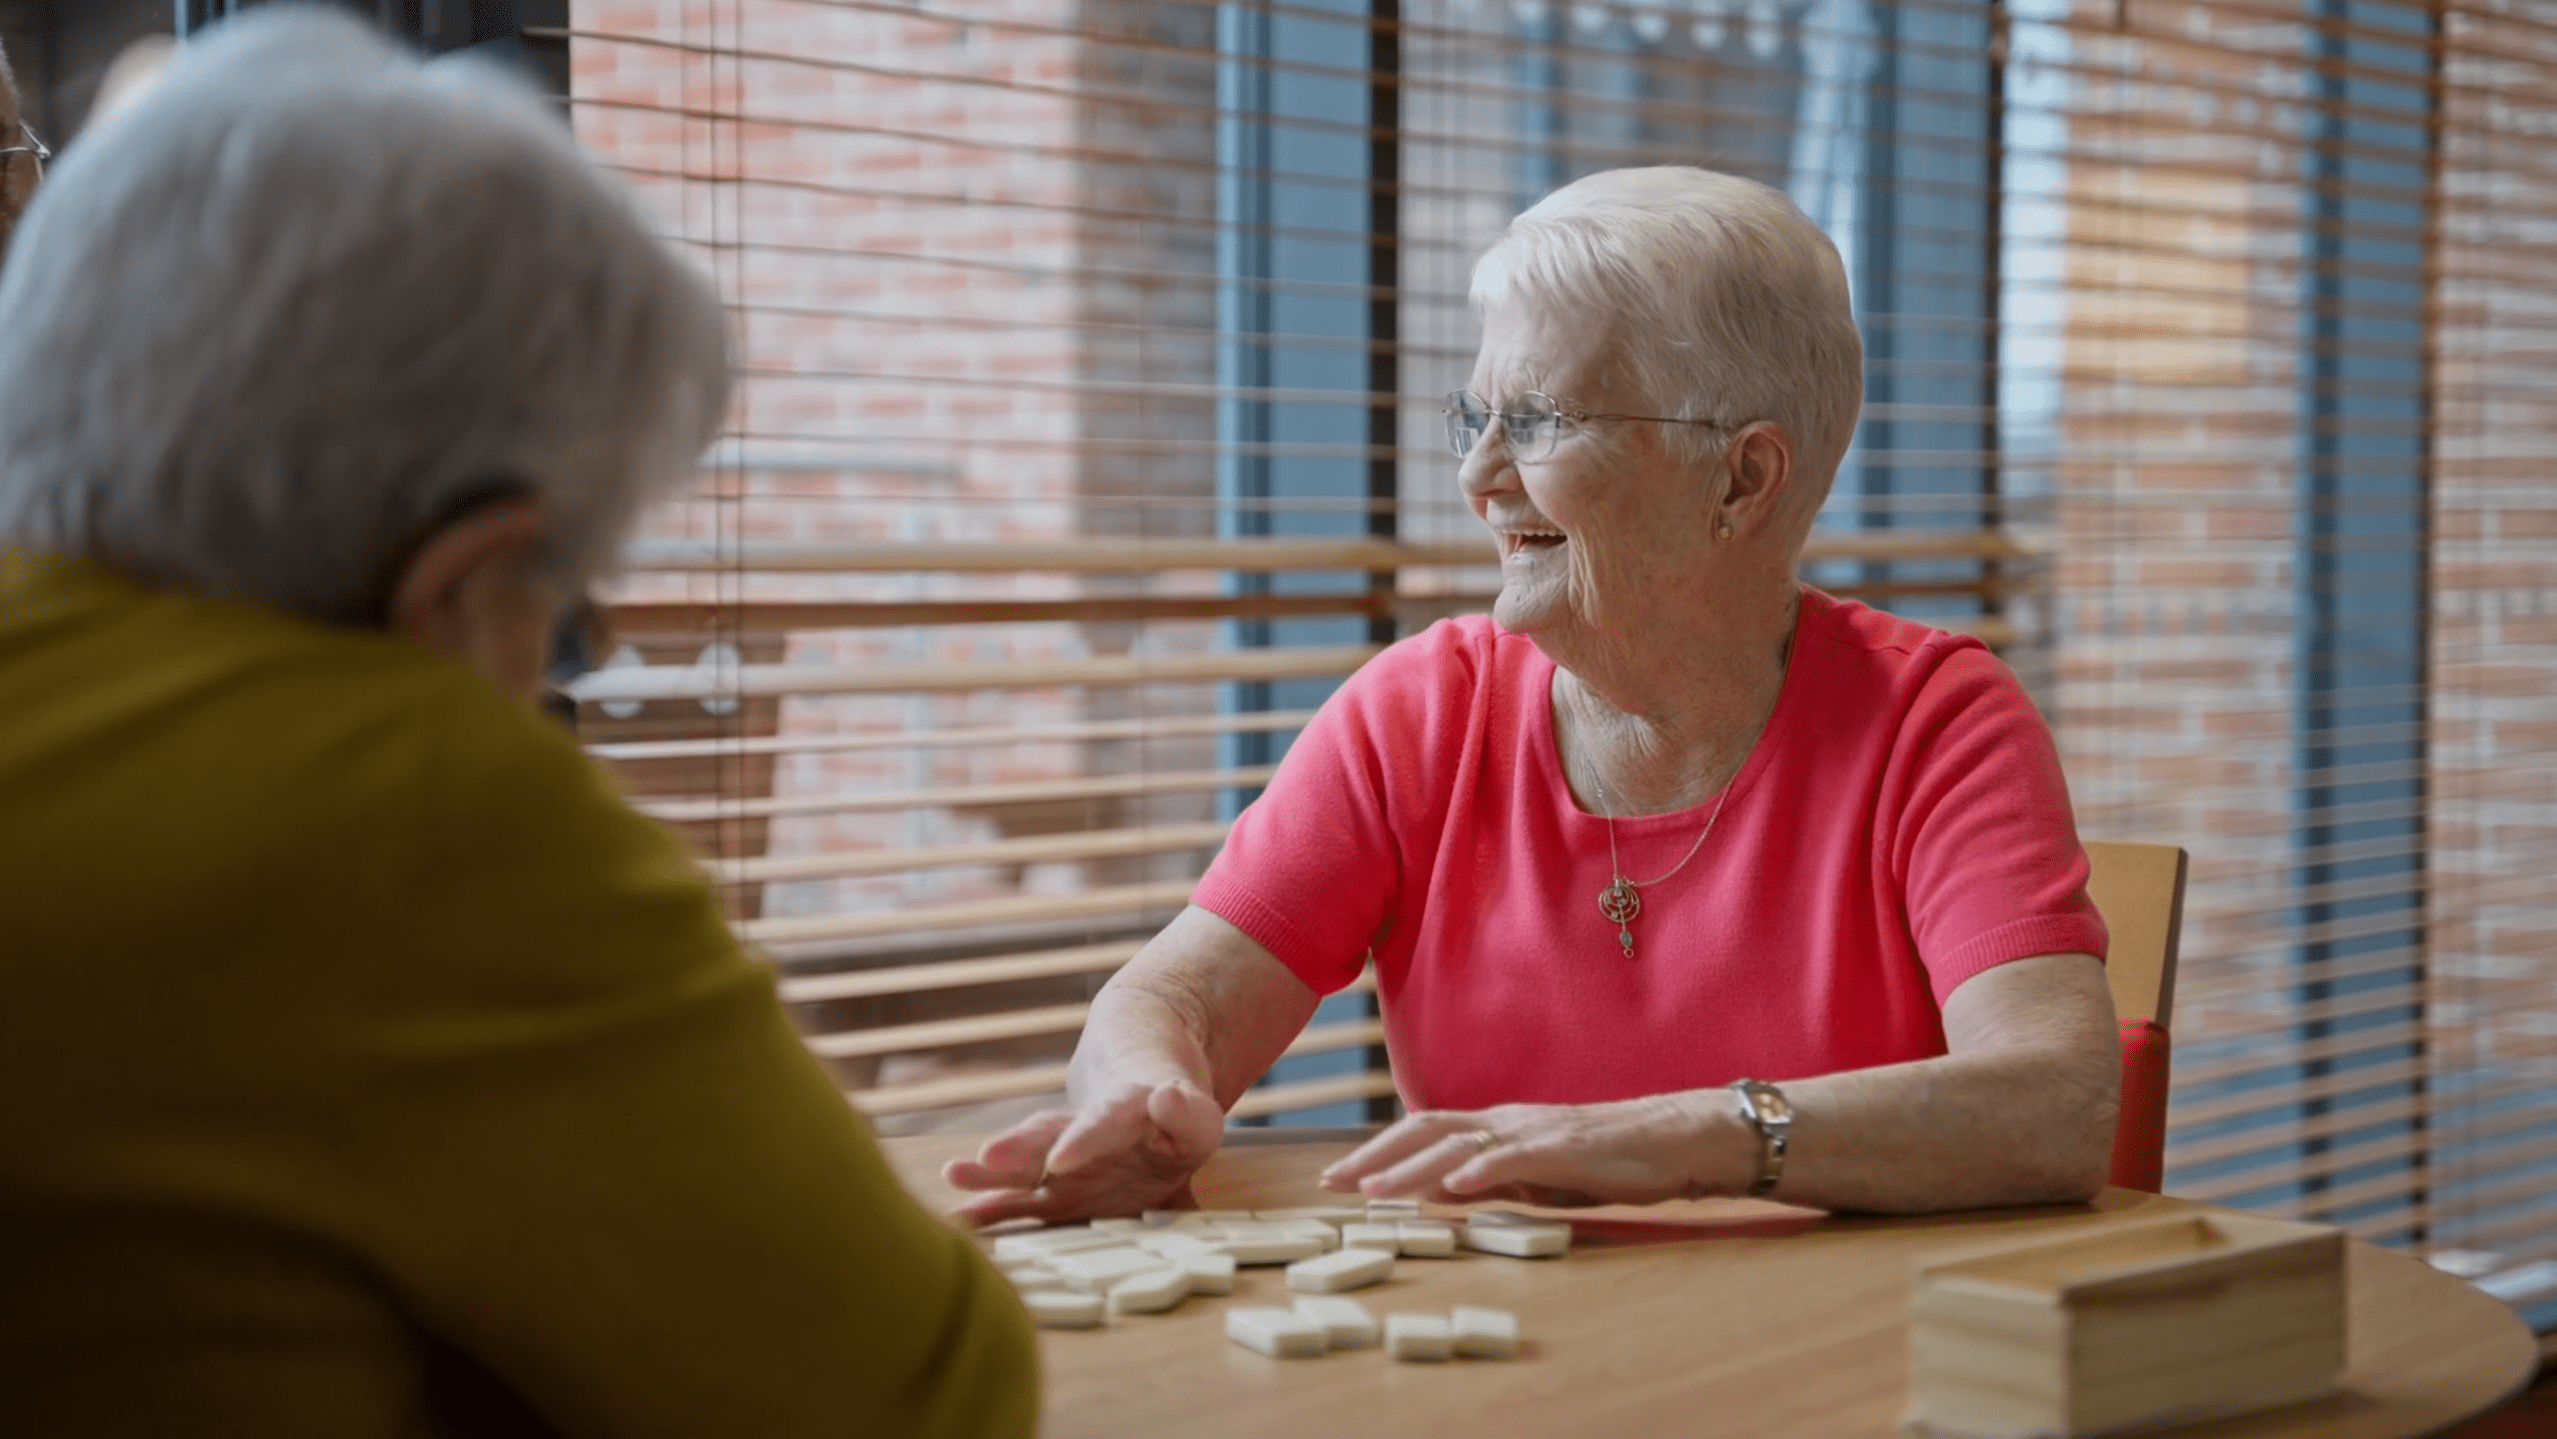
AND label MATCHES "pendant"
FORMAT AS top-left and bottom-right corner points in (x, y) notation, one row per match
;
(1598, 876), (1640, 959)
